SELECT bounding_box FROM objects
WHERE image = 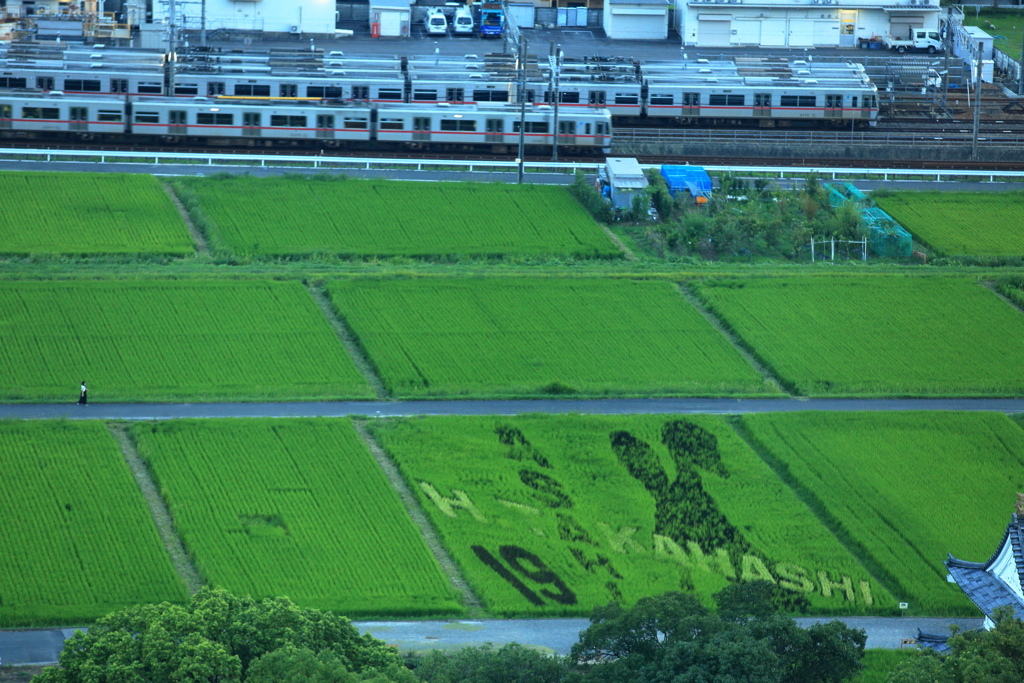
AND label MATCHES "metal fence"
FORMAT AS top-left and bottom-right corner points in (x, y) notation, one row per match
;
(614, 128), (1024, 147)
